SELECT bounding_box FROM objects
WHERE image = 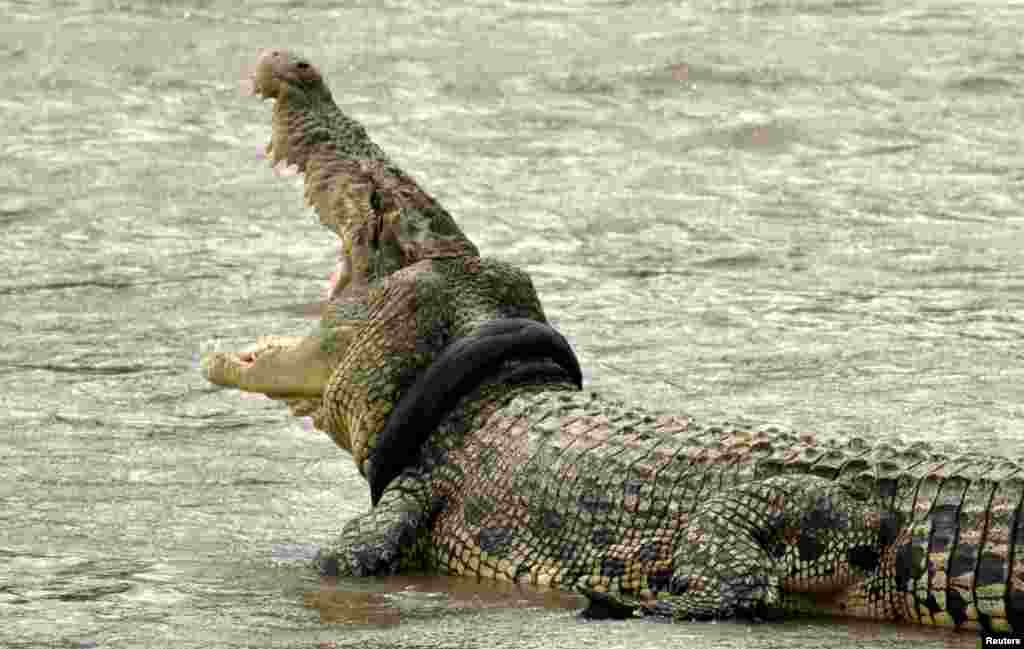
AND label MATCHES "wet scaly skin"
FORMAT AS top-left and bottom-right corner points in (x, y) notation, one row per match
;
(204, 51), (1024, 633)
